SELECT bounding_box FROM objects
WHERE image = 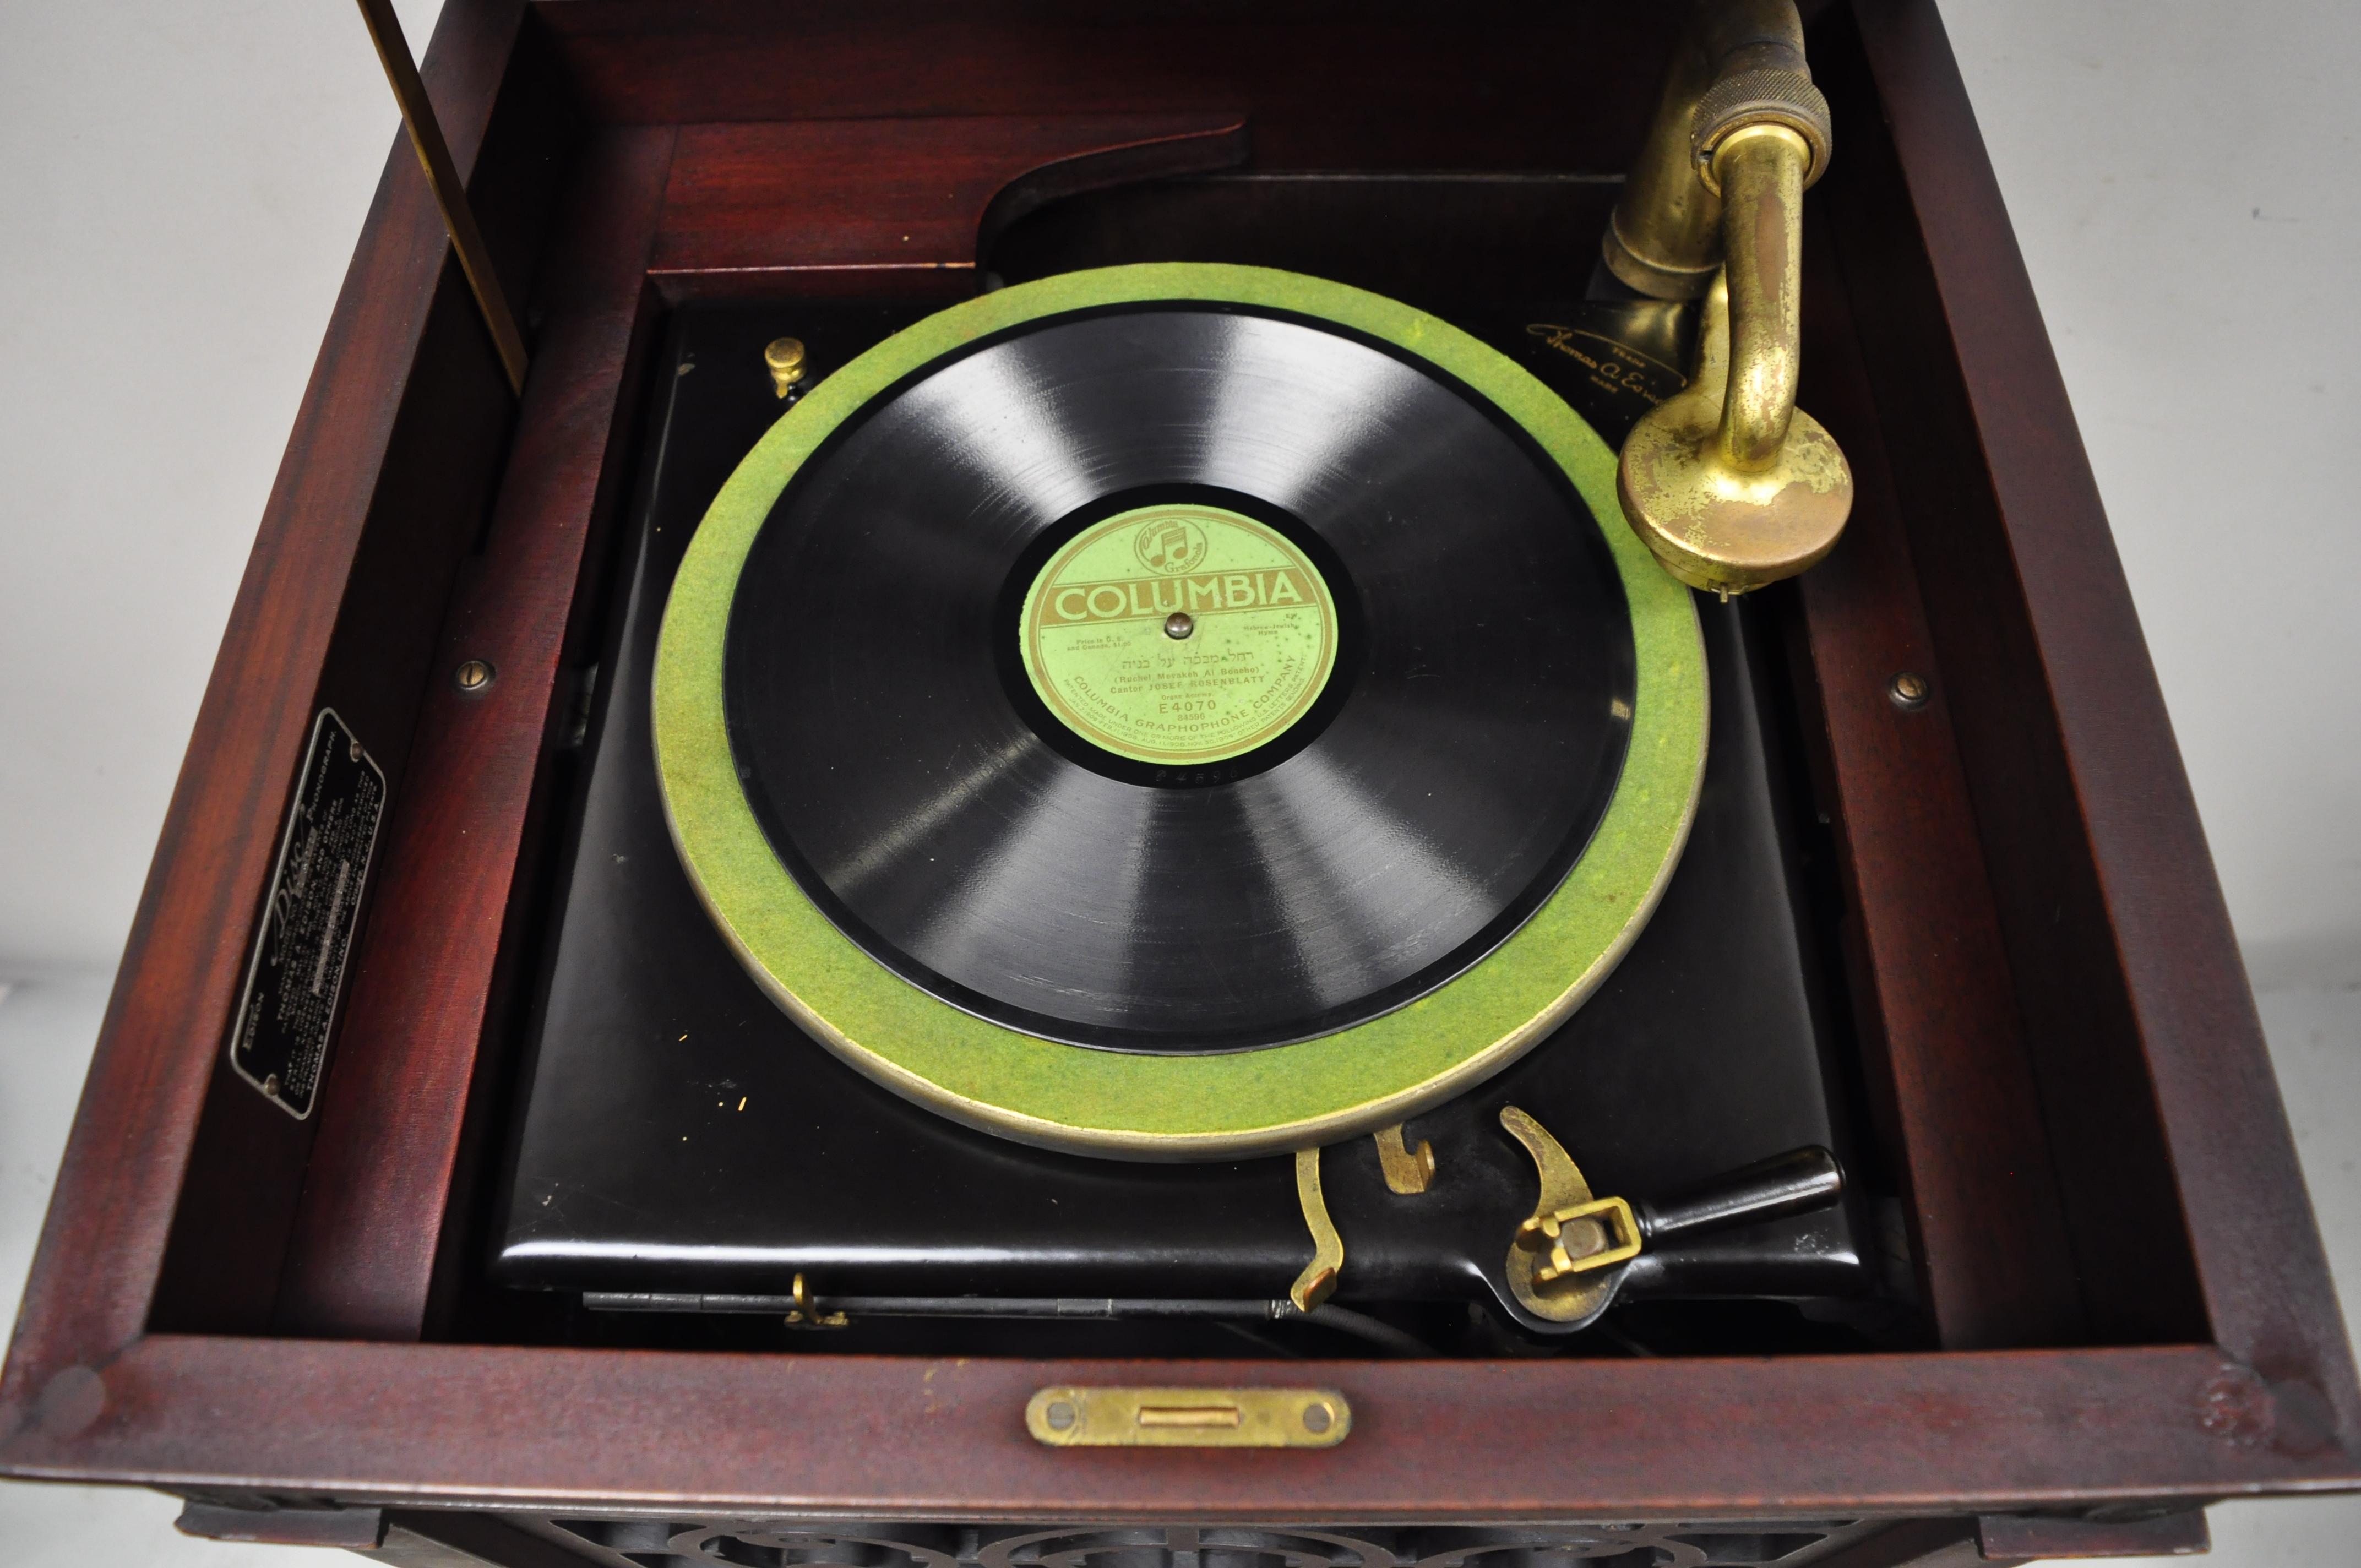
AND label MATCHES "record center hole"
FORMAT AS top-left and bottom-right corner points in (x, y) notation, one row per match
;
(1163, 611), (1194, 640)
